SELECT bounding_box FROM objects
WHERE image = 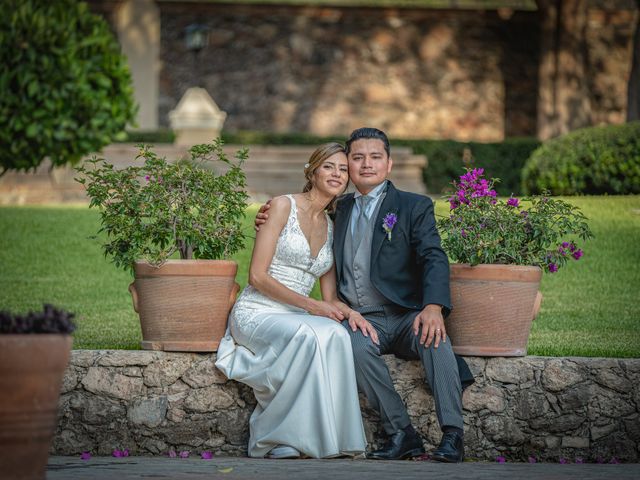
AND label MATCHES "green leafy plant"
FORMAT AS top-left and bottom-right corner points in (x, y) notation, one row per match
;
(75, 139), (249, 271)
(438, 168), (593, 273)
(0, 0), (136, 176)
(522, 122), (640, 195)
